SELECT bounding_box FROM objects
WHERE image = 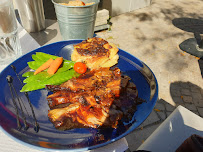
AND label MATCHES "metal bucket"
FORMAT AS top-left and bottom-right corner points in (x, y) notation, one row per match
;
(52, 0), (100, 40)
